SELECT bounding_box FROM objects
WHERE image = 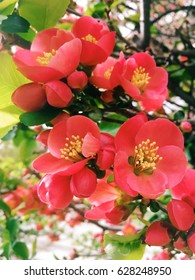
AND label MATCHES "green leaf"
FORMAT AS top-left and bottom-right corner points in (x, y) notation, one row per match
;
(18, 0), (70, 31)
(0, 52), (29, 138)
(1, 13), (30, 33)
(13, 242), (29, 259)
(173, 110), (185, 121)
(0, 0), (17, 15)
(105, 240), (146, 260)
(104, 231), (146, 260)
(0, 199), (11, 215)
(19, 105), (61, 126)
(6, 217), (19, 243)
